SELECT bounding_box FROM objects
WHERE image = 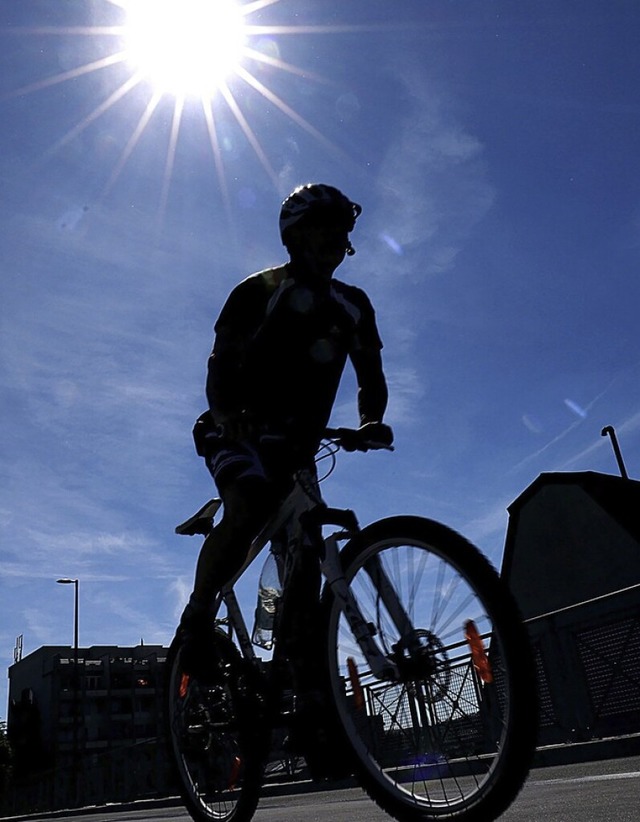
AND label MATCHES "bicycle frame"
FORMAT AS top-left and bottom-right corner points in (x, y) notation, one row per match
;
(169, 428), (538, 822)
(209, 466), (406, 682)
